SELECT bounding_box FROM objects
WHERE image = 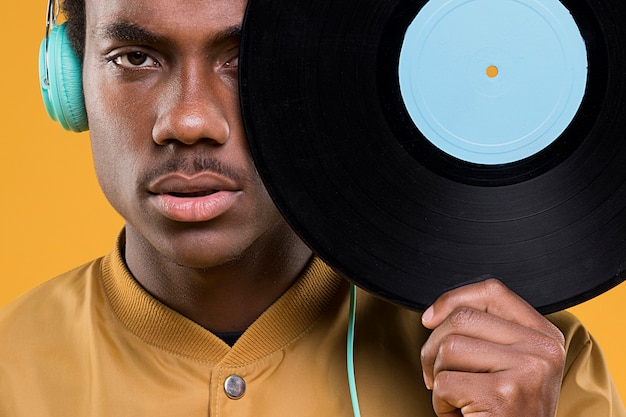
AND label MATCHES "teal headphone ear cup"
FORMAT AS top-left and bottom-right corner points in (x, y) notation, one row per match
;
(39, 23), (88, 132)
